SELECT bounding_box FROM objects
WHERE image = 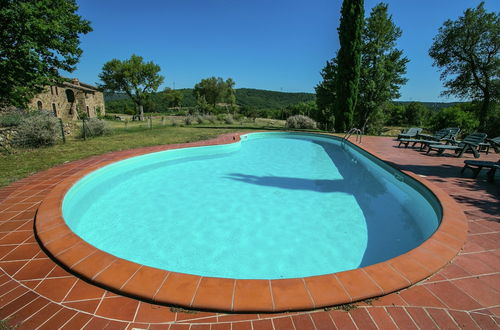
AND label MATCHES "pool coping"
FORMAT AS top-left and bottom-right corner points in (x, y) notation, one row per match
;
(34, 132), (468, 313)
